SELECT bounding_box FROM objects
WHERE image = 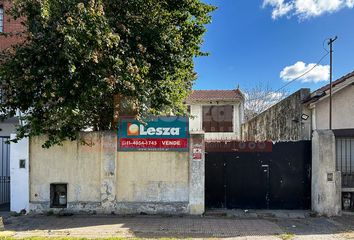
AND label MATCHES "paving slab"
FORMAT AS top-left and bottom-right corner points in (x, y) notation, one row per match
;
(205, 209), (309, 219)
(3, 215), (284, 238)
(1, 213), (354, 239)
